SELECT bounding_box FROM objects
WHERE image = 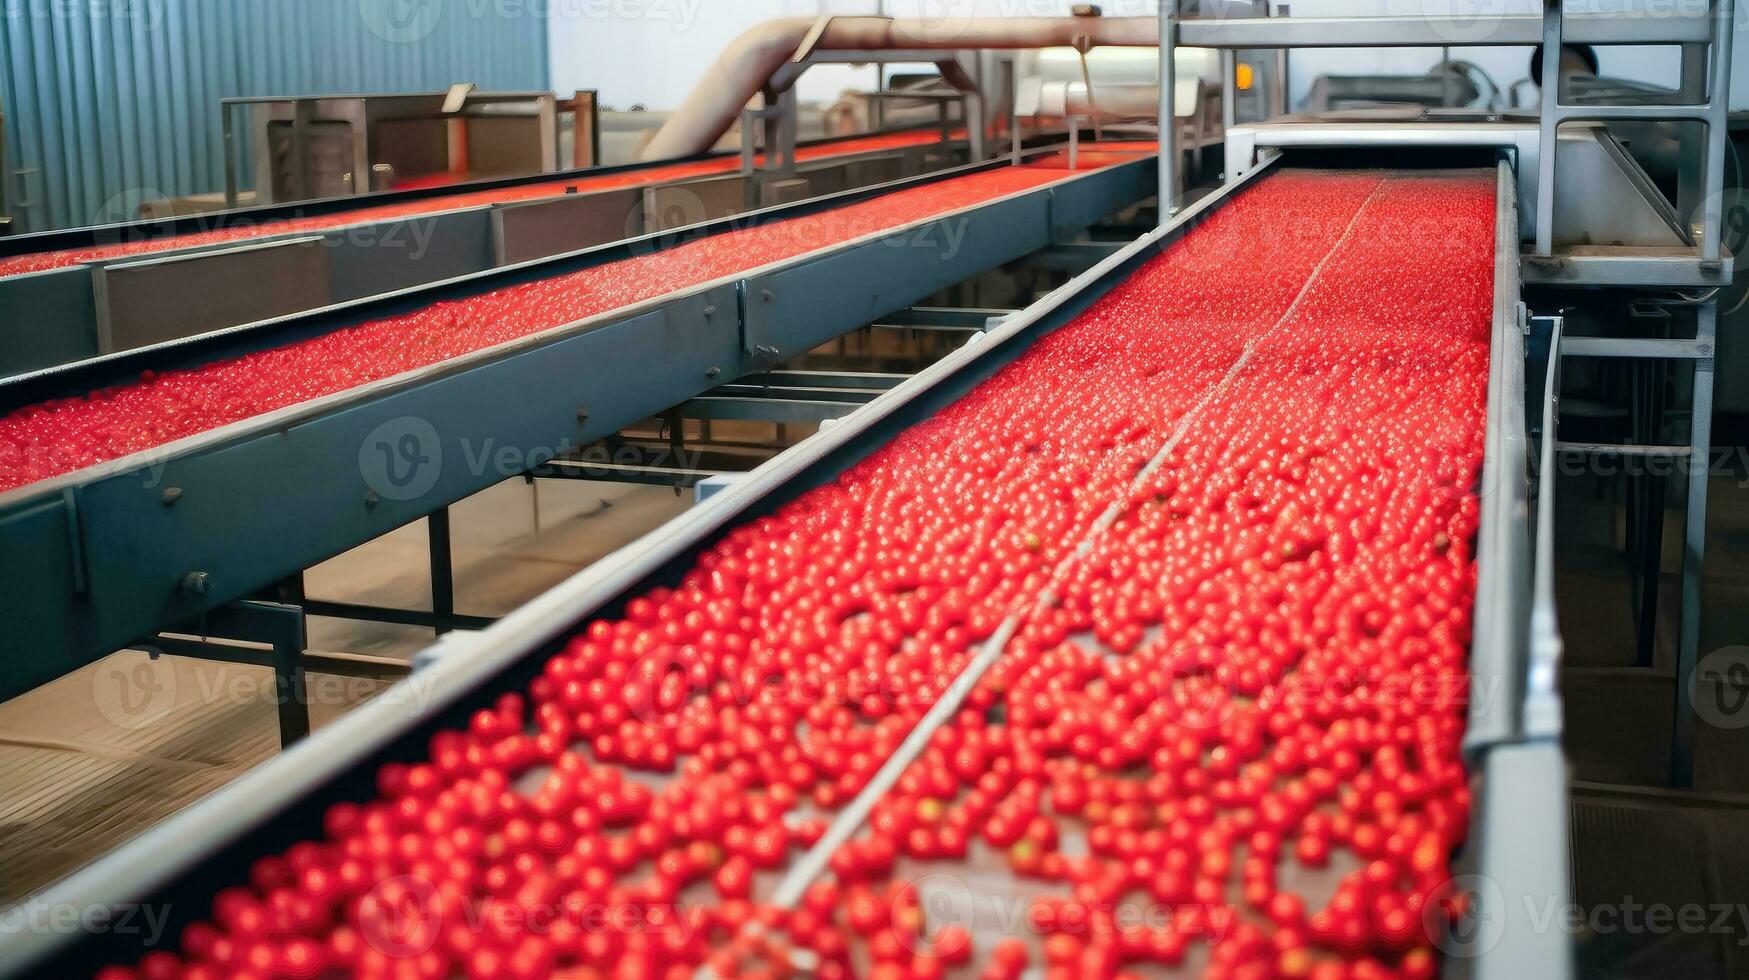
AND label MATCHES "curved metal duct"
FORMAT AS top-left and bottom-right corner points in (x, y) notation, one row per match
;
(637, 15), (1164, 162)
